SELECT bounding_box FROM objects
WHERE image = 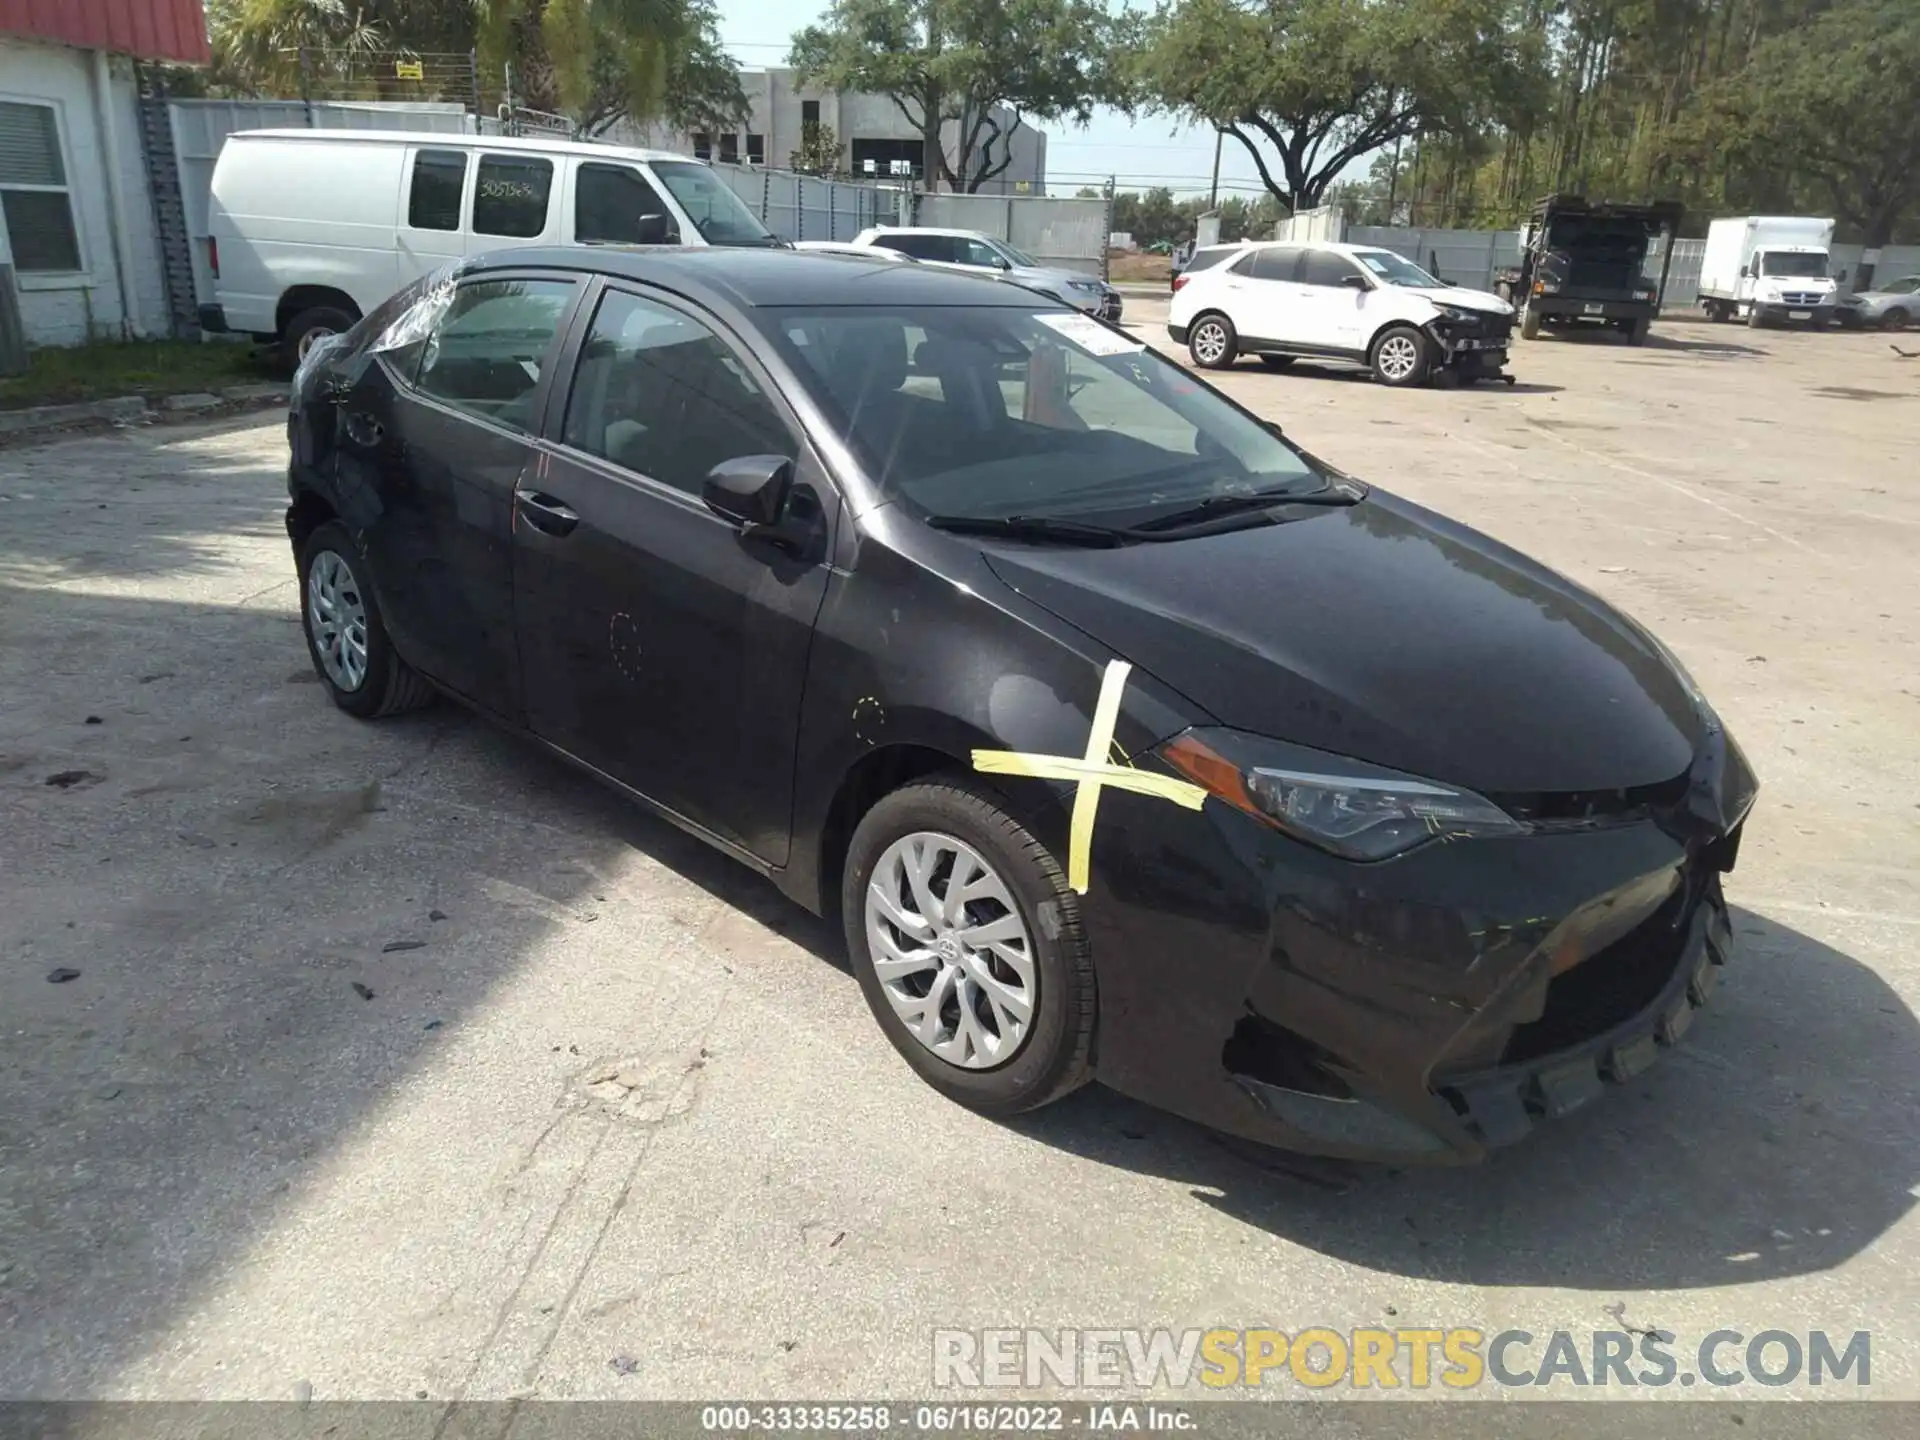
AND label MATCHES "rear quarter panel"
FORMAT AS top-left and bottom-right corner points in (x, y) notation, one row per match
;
(213, 137), (406, 329)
